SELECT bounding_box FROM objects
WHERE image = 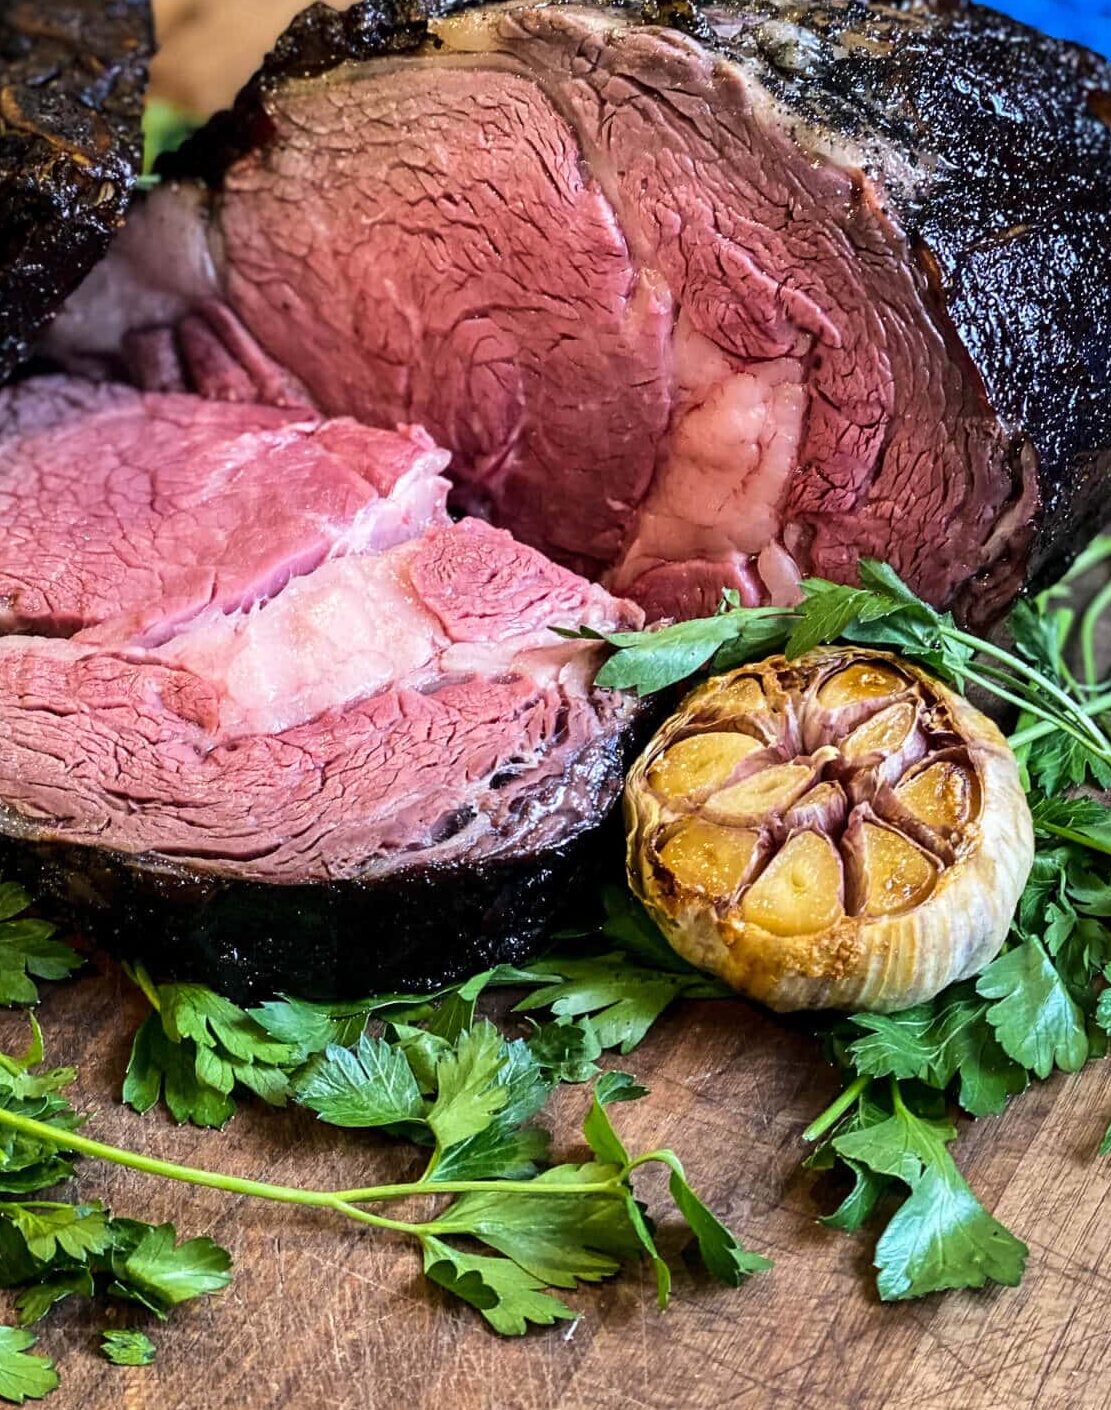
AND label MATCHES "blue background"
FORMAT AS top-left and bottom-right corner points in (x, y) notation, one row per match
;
(995, 0), (1111, 55)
